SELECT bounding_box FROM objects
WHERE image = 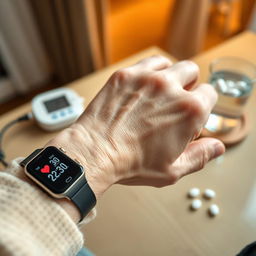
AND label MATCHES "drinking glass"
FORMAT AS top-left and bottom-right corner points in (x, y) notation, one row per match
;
(205, 57), (256, 134)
